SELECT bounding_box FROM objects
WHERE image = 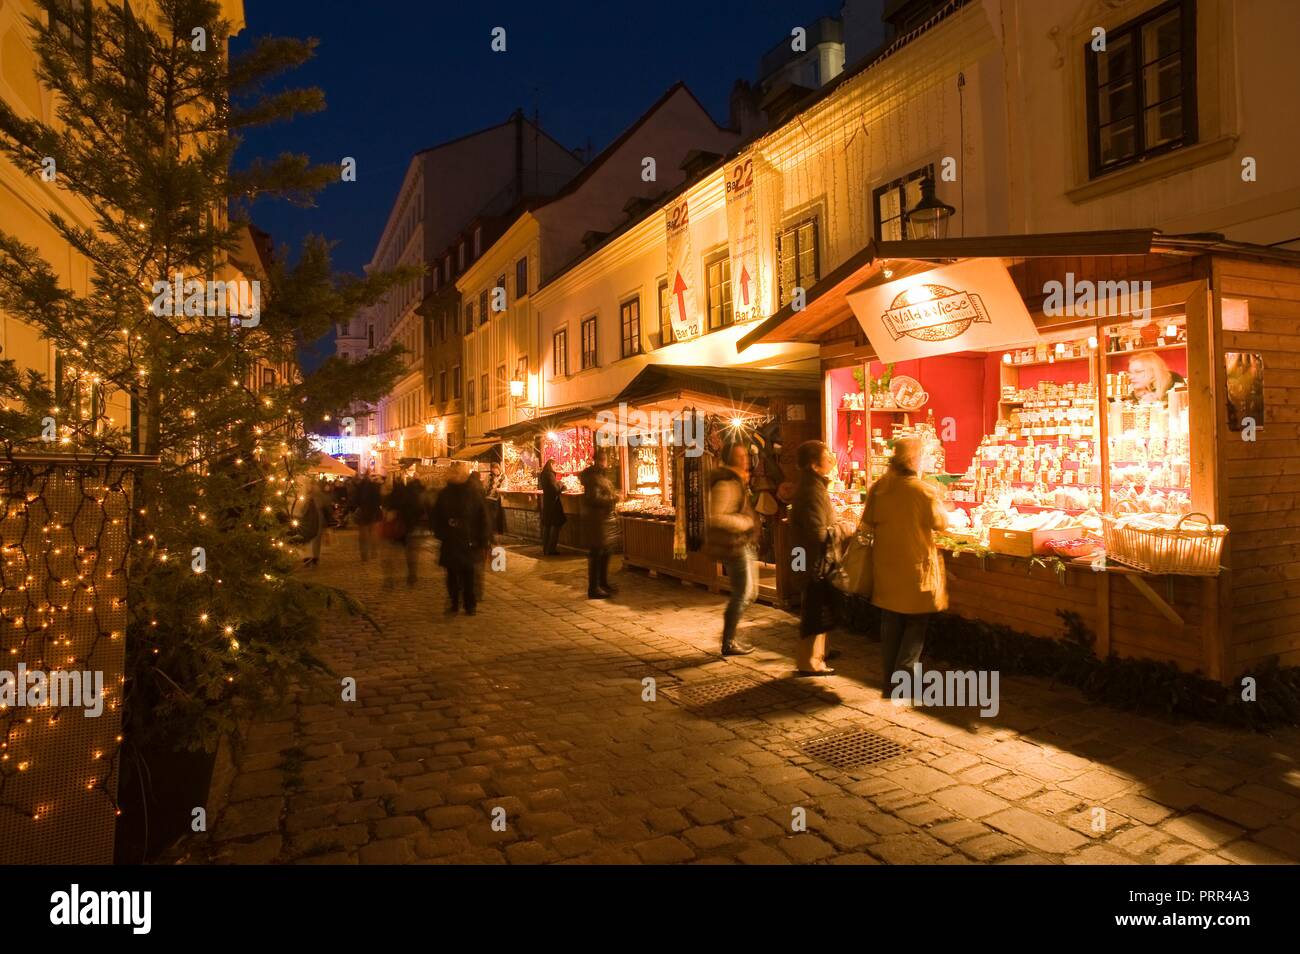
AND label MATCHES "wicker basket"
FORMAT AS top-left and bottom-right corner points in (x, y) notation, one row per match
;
(1101, 512), (1228, 576)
